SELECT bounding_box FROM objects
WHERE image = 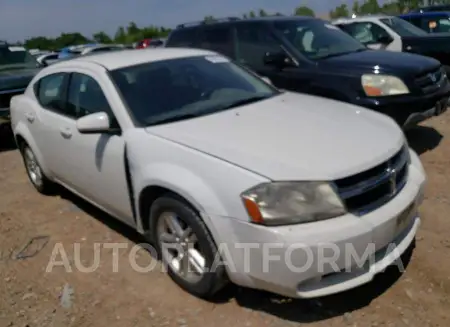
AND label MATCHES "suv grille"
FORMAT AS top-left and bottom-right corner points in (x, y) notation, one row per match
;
(334, 146), (409, 215)
(0, 89), (25, 109)
(415, 67), (445, 94)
